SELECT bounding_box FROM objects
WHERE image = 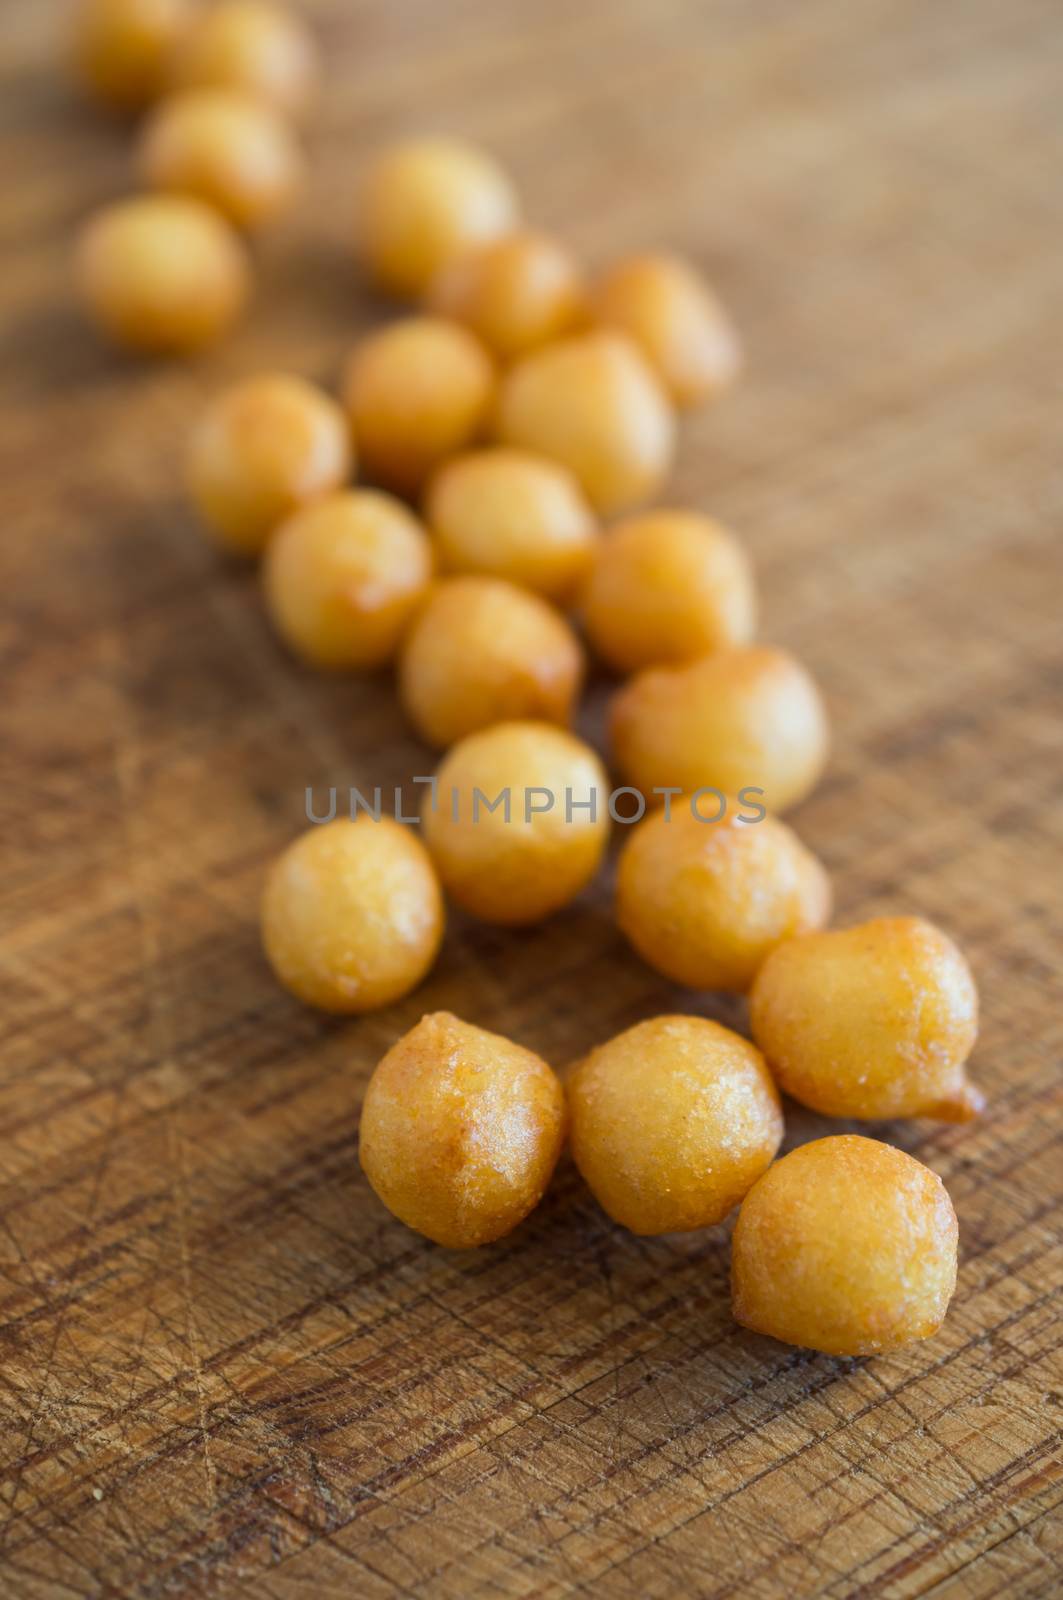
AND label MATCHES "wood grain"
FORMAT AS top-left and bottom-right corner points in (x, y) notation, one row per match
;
(1, 0), (1061, 1595)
